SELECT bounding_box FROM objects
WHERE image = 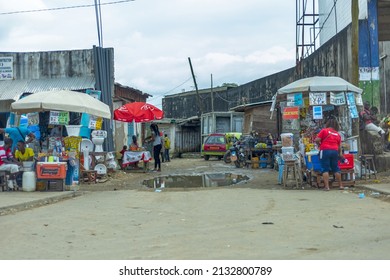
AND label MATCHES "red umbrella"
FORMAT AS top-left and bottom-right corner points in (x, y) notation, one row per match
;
(113, 102), (164, 122)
